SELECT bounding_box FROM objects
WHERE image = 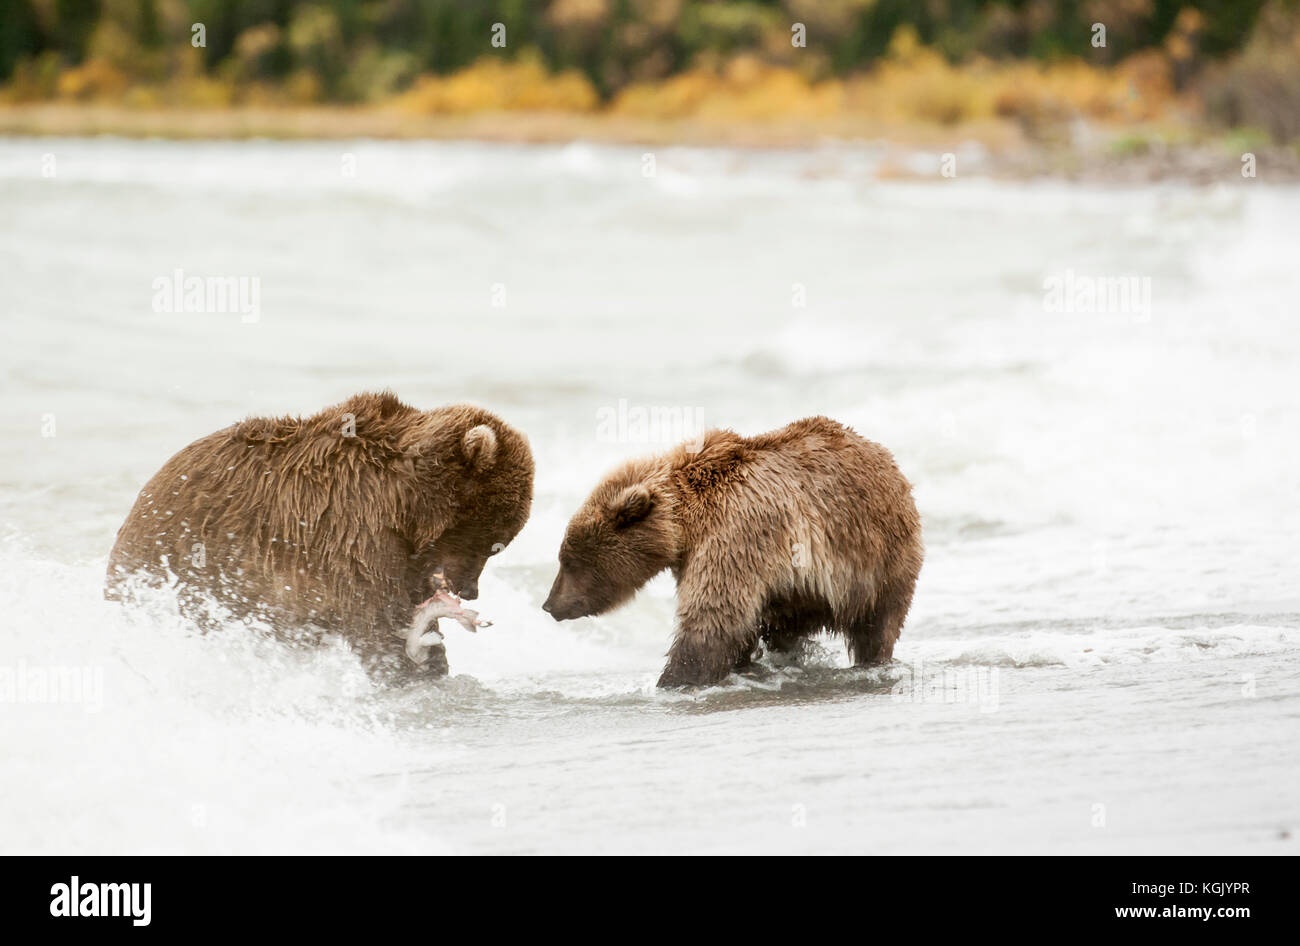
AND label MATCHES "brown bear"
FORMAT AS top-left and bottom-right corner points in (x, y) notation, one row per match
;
(543, 417), (922, 687)
(106, 391), (534, 677)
